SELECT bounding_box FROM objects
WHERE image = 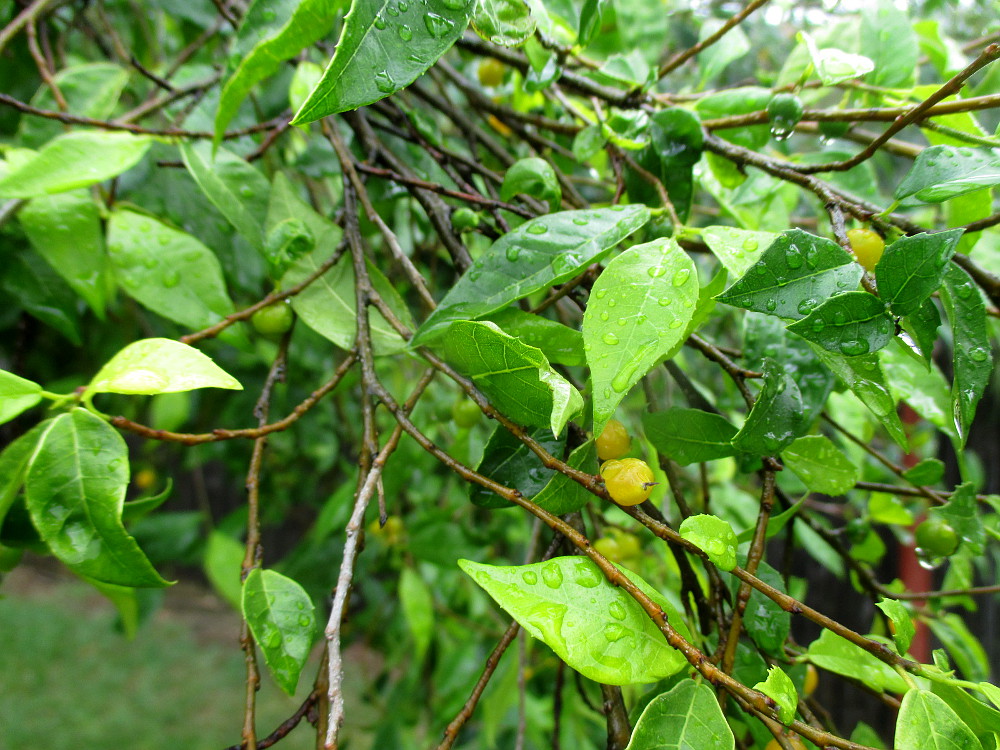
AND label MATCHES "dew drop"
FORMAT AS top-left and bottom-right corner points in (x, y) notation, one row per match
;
(541, 563), (564, 589)
(163, 270), (180, 288)
(603, 623), (628, 642)
(672, 268), (692, 287)
(602, 332), (619, 346)
(522, 570), (538, 585)
(647, 266), (667, 278)
(573, 562), (601, 588)
(440, 0), (467, 8)
(298, 615), (311, 627)
(398, 0), (409, 8)
(742, 237), (758, 251)
(374, 69), (396, 93)
(608, 601), (627, 620)
(505, 246), (521, 262)
(599, 311), (609, 321)
(386, 4), (399, 15)
(373, 14), (387, 29)
(658, 298), (671, 306)
(797, 298), (817, 315)
(785, 243), (803, 269)
(526, 223), (548, 235)
(764, 298), (777, 312)
(969, 346), (989, 362)
(839, 339), (870, 356)
(669, 319), (683, 329)
(617, 317), (627, 327)
(423, 12), (454, 37)
(398, 24), (412, 40)
(572, 217), (589, 226)
(595, 288), (608, 299)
